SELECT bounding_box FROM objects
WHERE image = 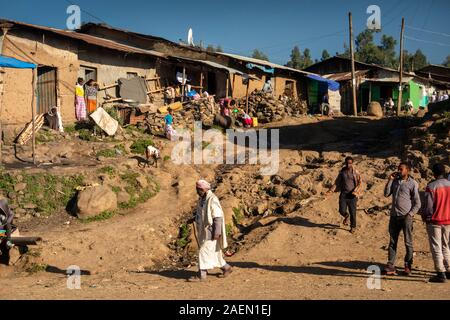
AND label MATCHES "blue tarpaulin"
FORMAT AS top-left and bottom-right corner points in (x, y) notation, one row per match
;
(0, 55), (36, 69)
(307, 74), (340, 91)
(246, 63), (275, 74)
